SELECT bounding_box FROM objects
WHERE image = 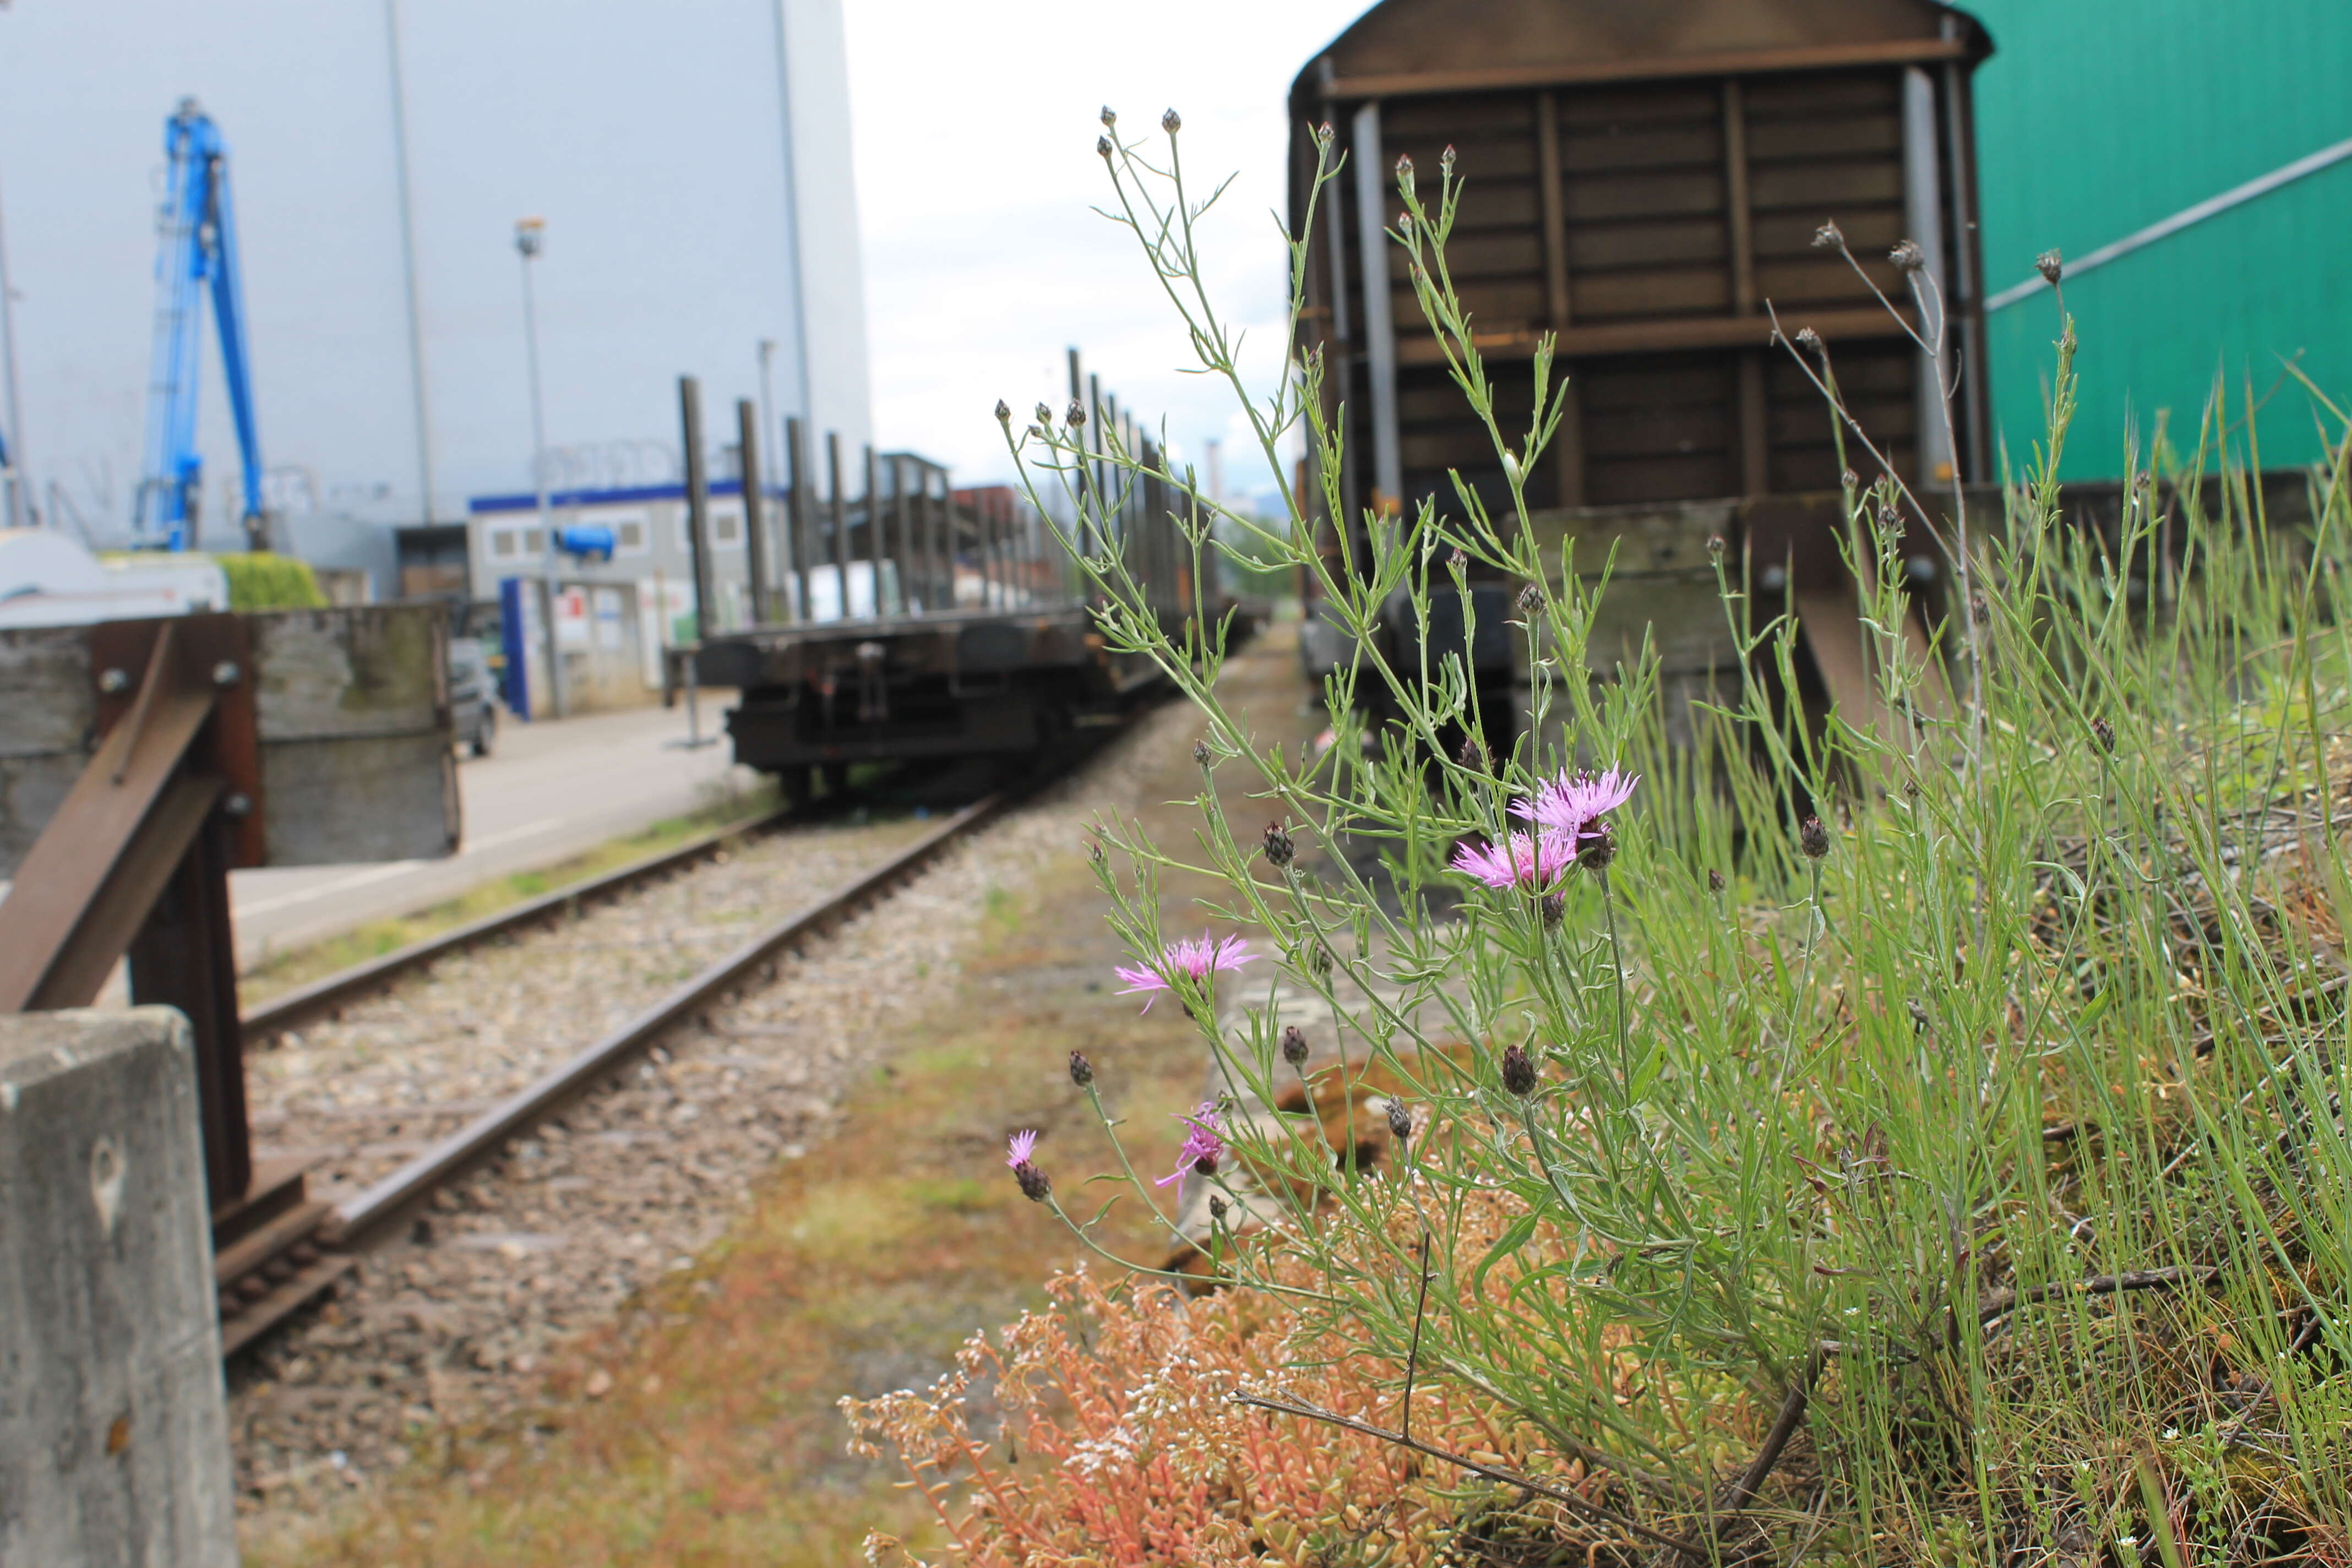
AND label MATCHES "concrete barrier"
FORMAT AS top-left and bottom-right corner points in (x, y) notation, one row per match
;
(0, 1007), (237, 1567)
